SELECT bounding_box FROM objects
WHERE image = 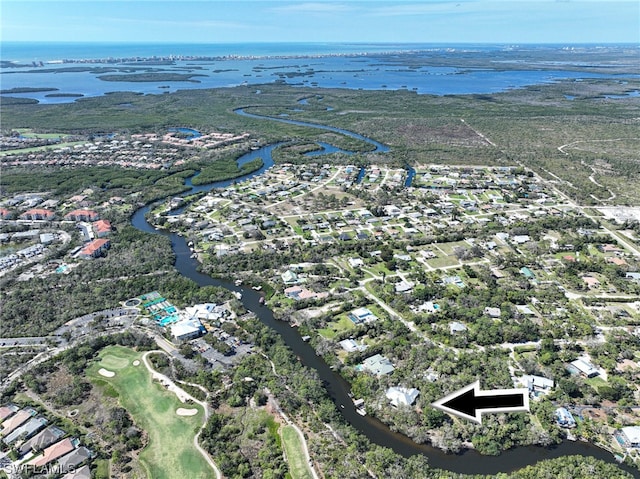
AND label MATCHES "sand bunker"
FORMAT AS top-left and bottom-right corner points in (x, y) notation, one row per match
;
(176, 408), (198, 417)
(133, 360), (140, 366)
(98, 368), (115, 378)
